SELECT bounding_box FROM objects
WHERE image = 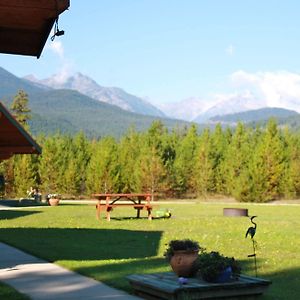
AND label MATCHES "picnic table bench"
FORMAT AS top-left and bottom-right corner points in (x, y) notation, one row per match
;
(127, 272), (272, 299)
(92, 193), (153, 221)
